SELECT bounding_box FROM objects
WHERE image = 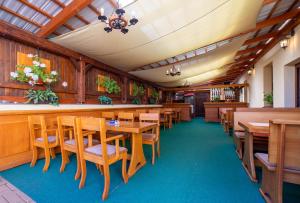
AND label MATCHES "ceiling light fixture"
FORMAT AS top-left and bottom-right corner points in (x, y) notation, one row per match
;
(166, 57), (181, 76)
(98, 0), (138, 34)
